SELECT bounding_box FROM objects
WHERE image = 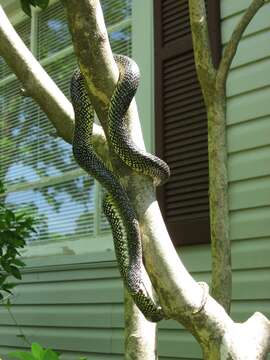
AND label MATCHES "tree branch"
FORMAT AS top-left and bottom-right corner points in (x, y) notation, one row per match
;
(216, 0), (266, 94)
(189, 0), (231, 313)
(124, 289), (157, 360)
(188, 0), (216, 105)
(0, 5), (107, 157)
